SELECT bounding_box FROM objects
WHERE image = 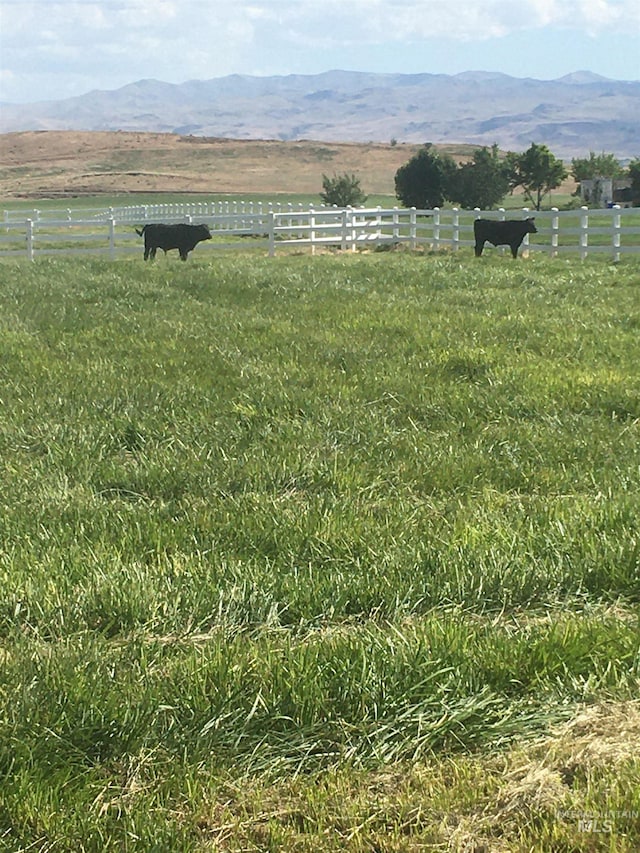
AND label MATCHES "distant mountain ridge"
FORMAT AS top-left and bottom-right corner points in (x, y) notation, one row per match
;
(2, 70), (638, 160)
